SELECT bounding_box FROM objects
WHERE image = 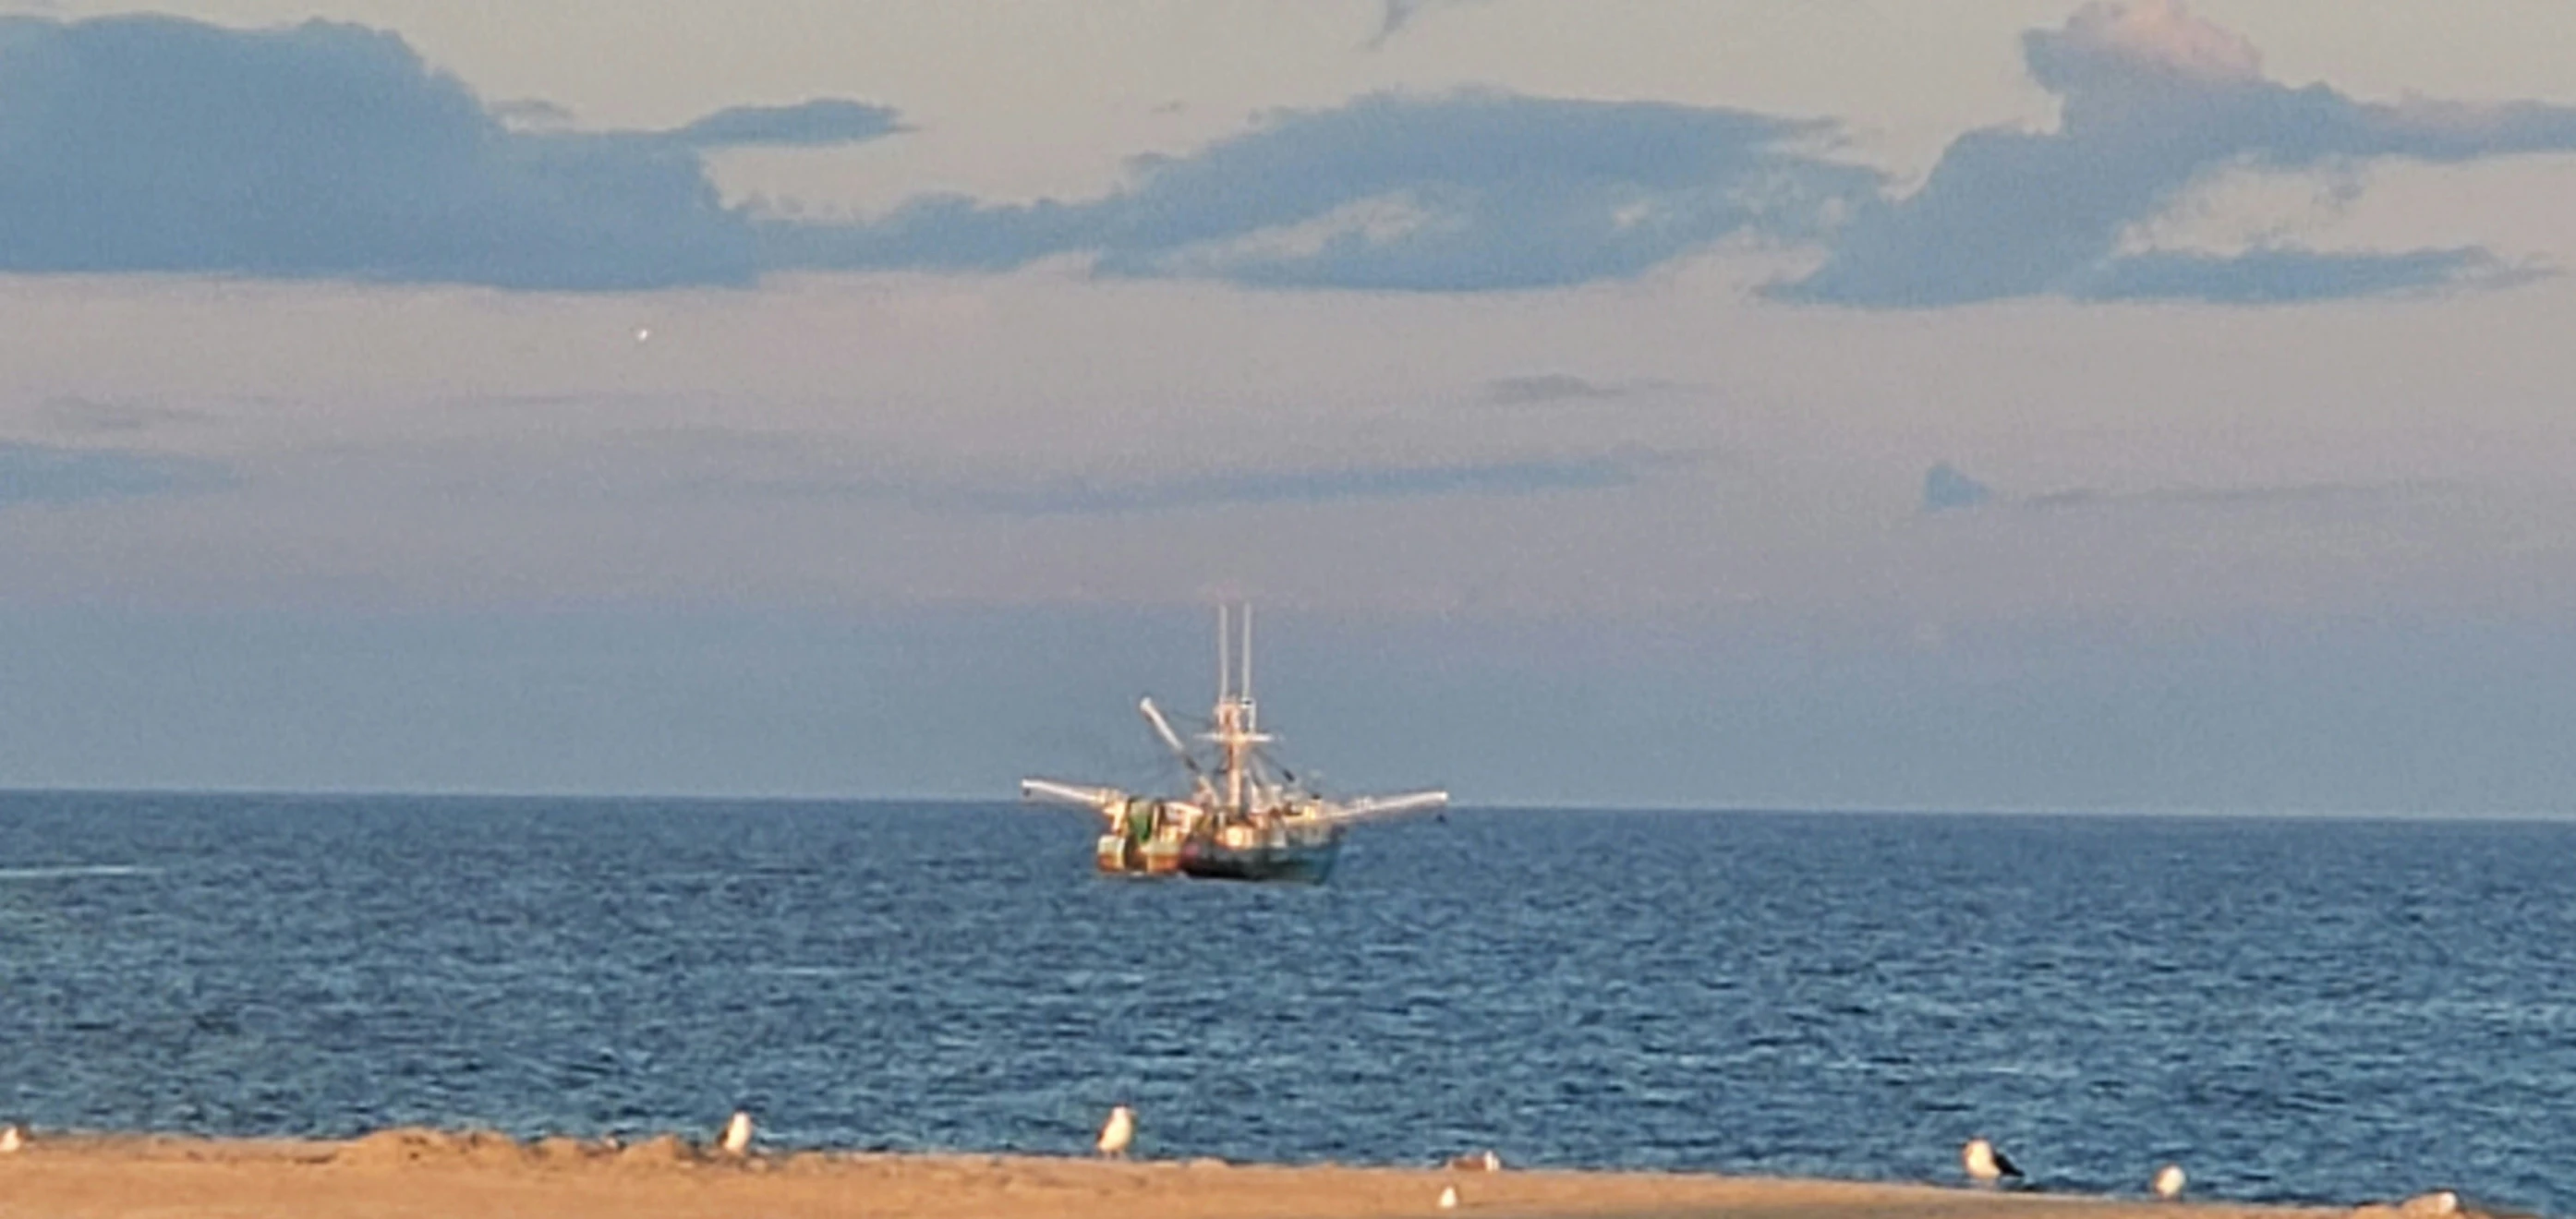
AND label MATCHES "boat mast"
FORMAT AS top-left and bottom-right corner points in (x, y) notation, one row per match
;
(1215, 604), (1236, 814)
(1235, 605), (1252, 813)
(1207, 602), (1268, 815)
